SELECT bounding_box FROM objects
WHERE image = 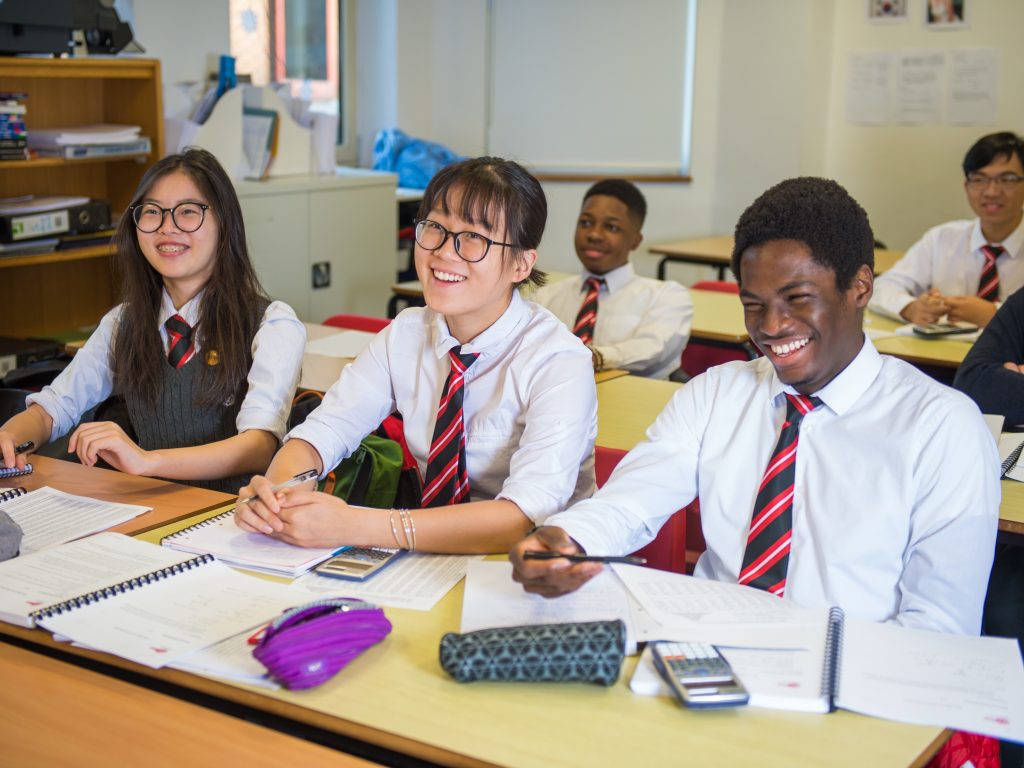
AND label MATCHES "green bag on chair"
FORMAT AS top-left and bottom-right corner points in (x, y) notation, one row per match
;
(329, 434), (406, 509)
